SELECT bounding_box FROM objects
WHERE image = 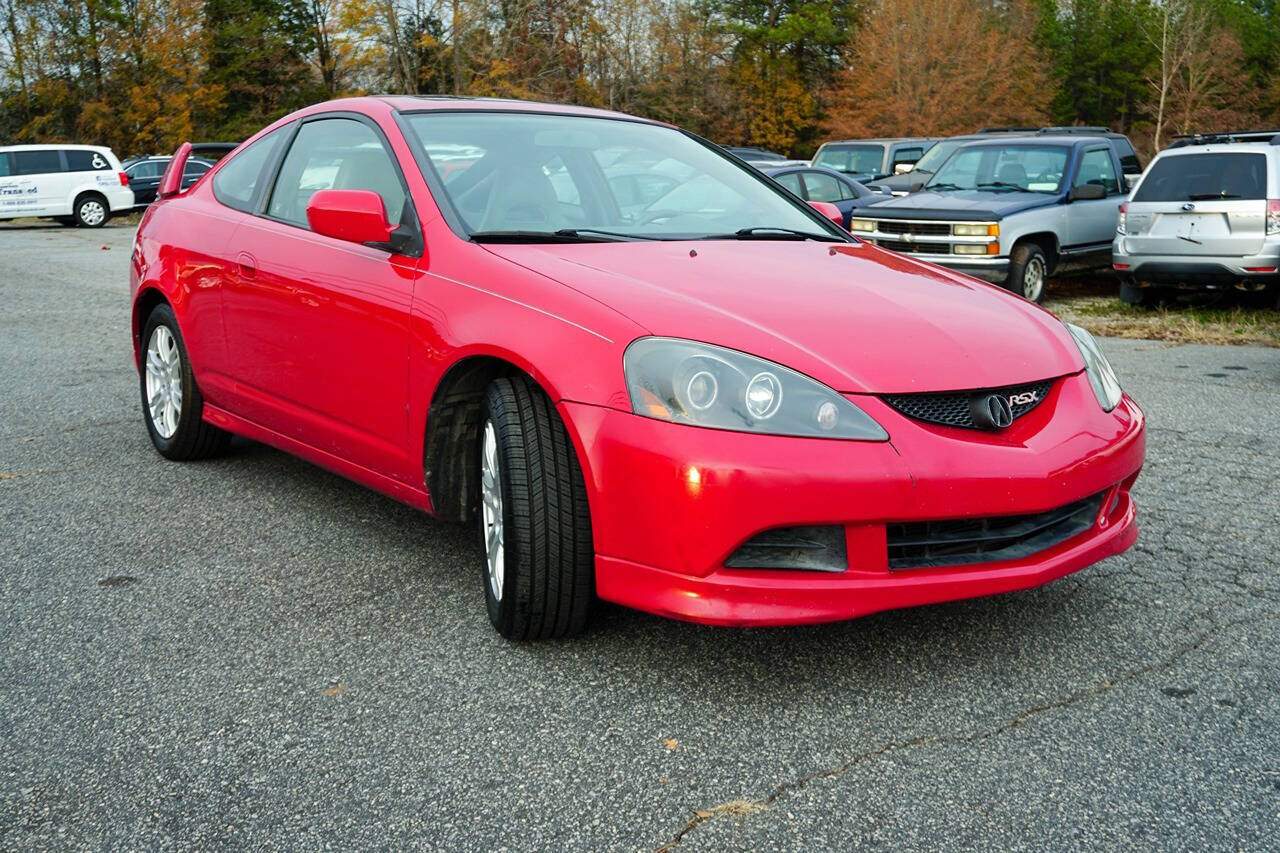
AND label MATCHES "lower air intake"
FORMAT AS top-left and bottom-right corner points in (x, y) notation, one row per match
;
(887, 493), (1105, 570)
(725, 525), (848, 572)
